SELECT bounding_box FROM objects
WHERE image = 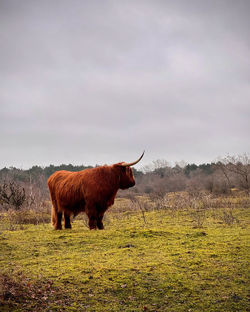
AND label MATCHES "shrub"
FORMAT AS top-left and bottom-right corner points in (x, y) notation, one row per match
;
(0, 181), (26, 211)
